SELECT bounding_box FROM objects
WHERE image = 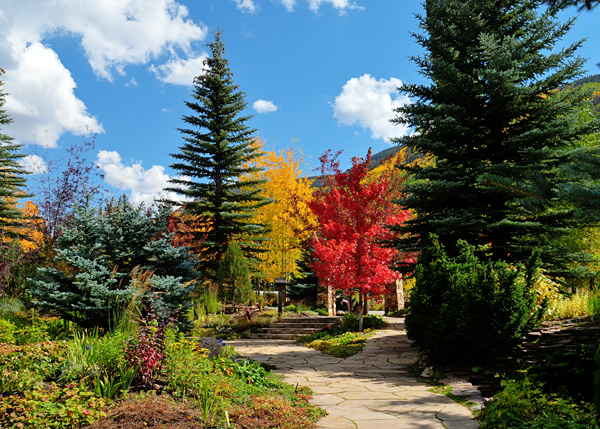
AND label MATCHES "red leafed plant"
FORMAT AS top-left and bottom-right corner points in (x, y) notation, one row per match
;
(123, 317), (175, 387)
(309, 149), (413, 331)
